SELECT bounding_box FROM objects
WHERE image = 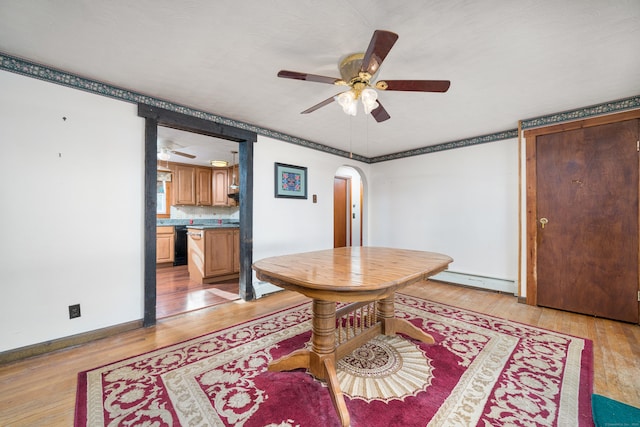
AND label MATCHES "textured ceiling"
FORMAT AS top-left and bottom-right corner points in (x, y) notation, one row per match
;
(0, 0), (639, 162)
